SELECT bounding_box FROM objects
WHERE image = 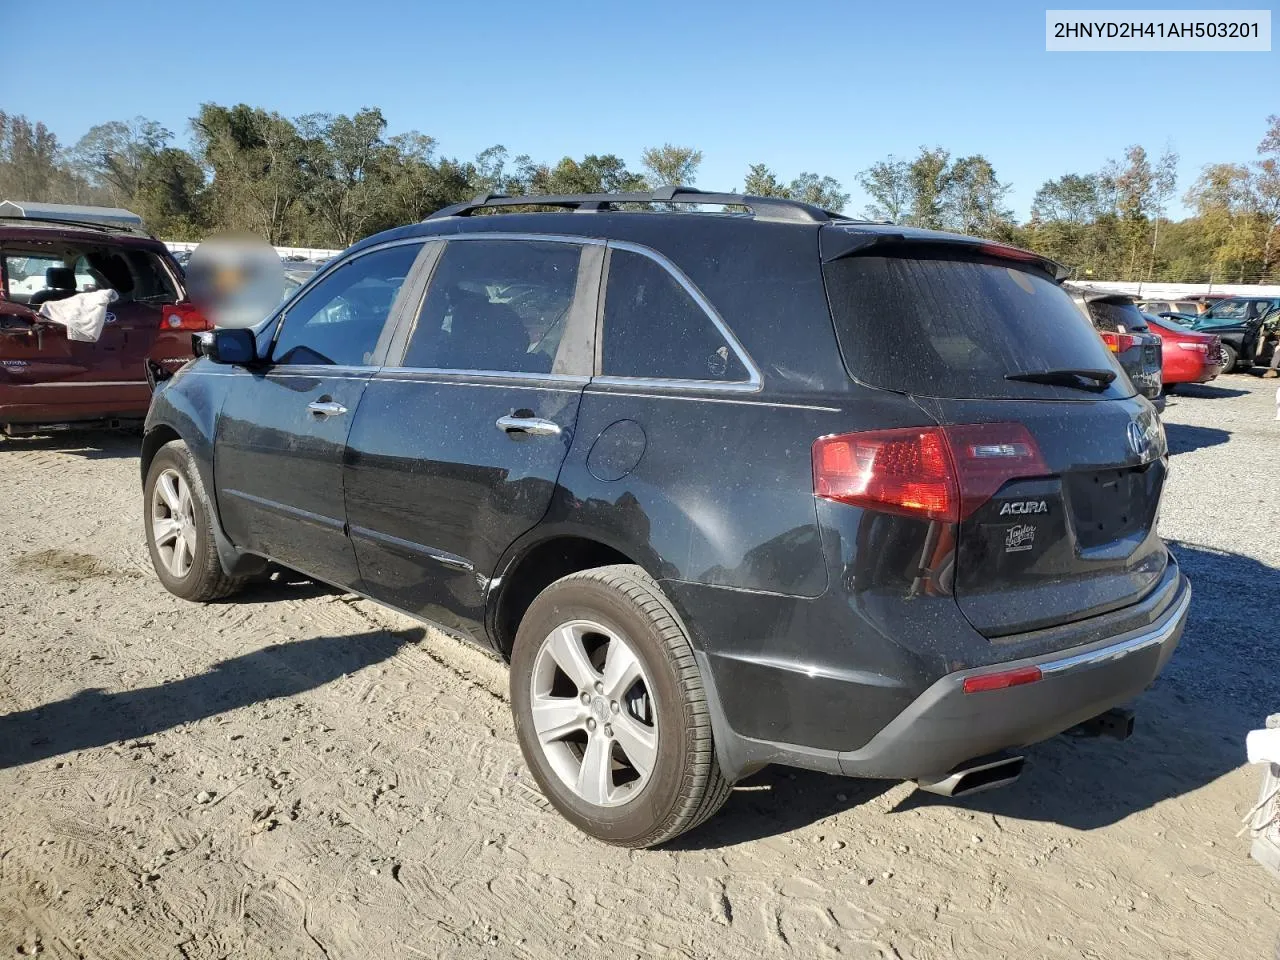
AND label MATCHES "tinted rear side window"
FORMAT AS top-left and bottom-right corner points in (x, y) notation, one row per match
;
(404, 239), (582, 375)
(602, 248), (749, 383)
(822, 255), (1130, 400)
(1086, 298), (1148, 332)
